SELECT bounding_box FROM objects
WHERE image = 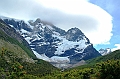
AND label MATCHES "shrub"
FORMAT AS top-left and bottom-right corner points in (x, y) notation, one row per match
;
(96, 60), (120, 79)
